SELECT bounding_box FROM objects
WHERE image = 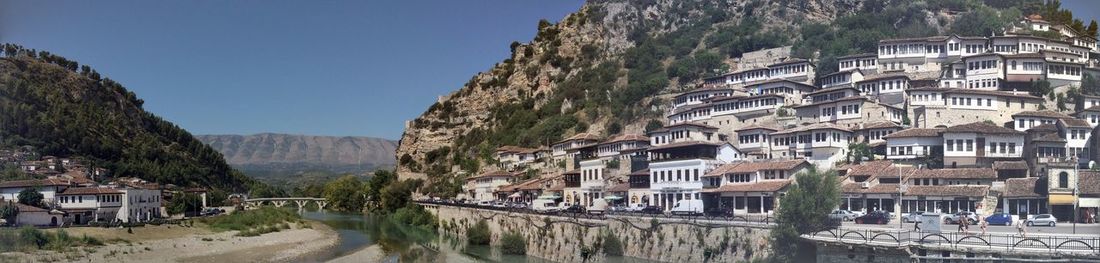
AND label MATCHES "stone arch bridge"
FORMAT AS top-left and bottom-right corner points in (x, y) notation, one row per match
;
(243, 197), (328, 210)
